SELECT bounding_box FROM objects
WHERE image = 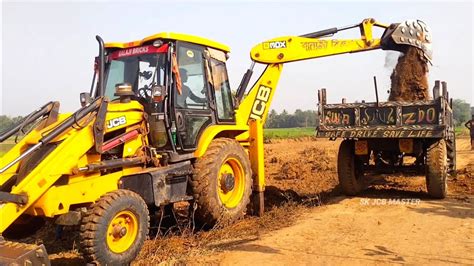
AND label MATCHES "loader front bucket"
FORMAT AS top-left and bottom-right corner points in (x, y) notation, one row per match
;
(0, 237), (51, 266)
(381, 19), (433, 62)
